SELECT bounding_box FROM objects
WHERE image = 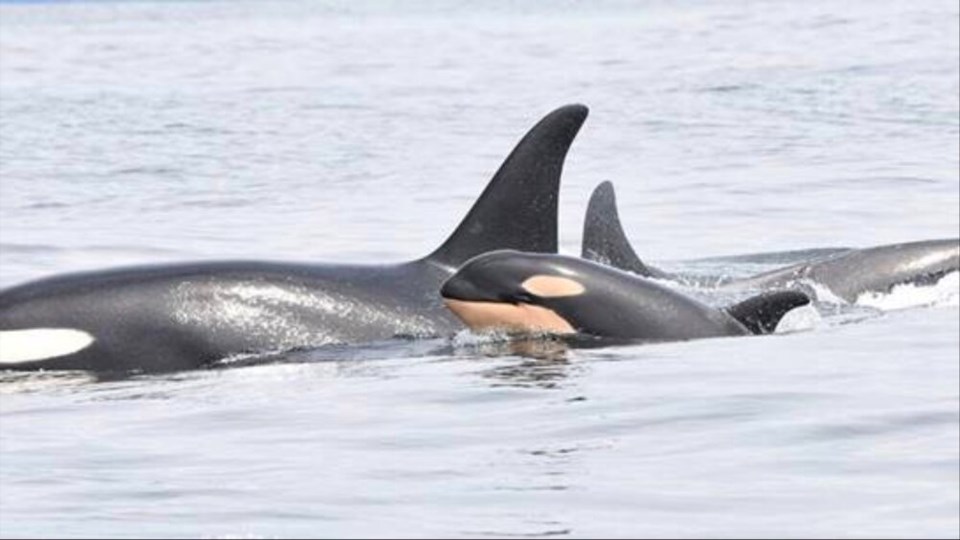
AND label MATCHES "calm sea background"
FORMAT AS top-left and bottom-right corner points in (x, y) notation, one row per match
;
(0, 0), (958, 538)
